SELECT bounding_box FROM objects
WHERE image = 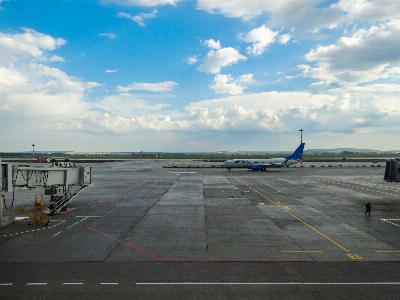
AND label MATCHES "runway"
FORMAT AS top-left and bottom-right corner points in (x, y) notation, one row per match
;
(1, 159), (399, 299)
